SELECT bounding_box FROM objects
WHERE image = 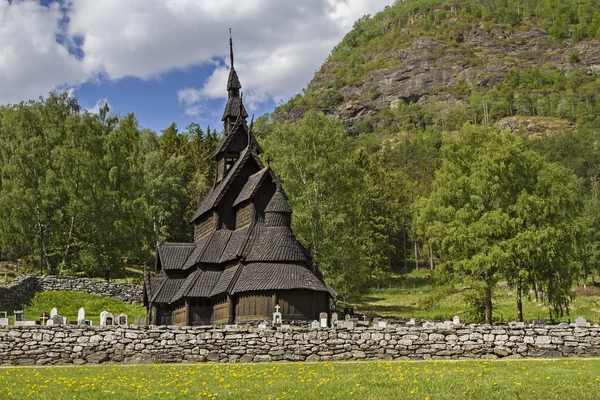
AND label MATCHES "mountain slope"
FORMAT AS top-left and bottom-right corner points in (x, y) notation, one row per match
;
(272, 0), (600, 137)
